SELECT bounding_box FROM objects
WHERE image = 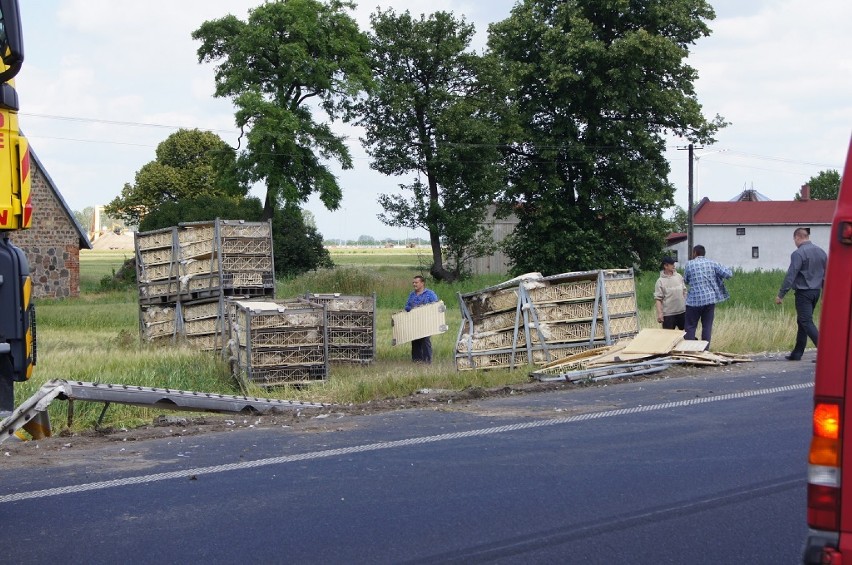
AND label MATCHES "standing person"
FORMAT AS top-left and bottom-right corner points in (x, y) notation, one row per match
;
(404, 275), (439, 363)
(775, 227), (827, 361)
(683, 245), (732, 347)
(654, 256), (686, 330)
